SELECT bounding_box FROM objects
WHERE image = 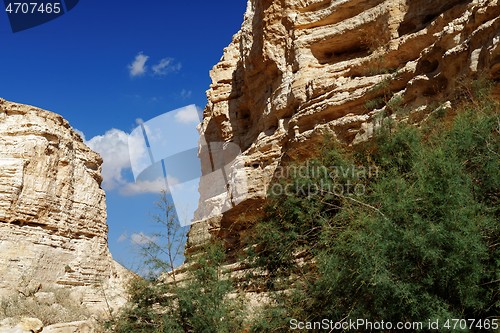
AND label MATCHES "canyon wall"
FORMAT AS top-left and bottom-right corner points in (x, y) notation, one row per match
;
(188, 0), (499, 254)
(0, 98), (129, 313)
